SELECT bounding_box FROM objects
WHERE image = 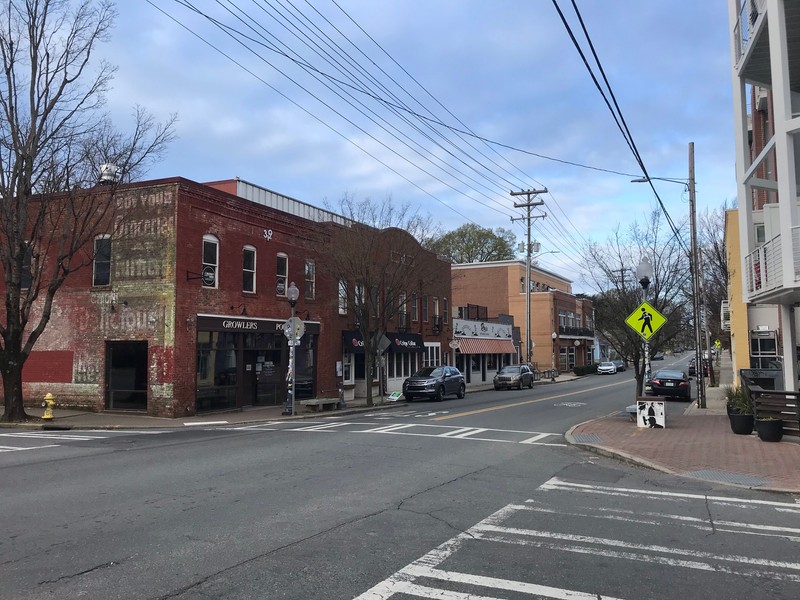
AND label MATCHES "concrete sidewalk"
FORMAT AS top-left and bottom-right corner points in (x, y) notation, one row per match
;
(568, 353), (800, 494)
